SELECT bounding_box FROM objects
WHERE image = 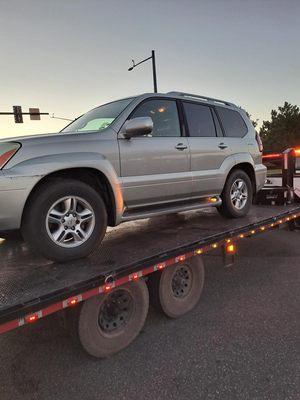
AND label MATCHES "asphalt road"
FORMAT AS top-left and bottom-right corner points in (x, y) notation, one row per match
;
(0, 229), (299, 400)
